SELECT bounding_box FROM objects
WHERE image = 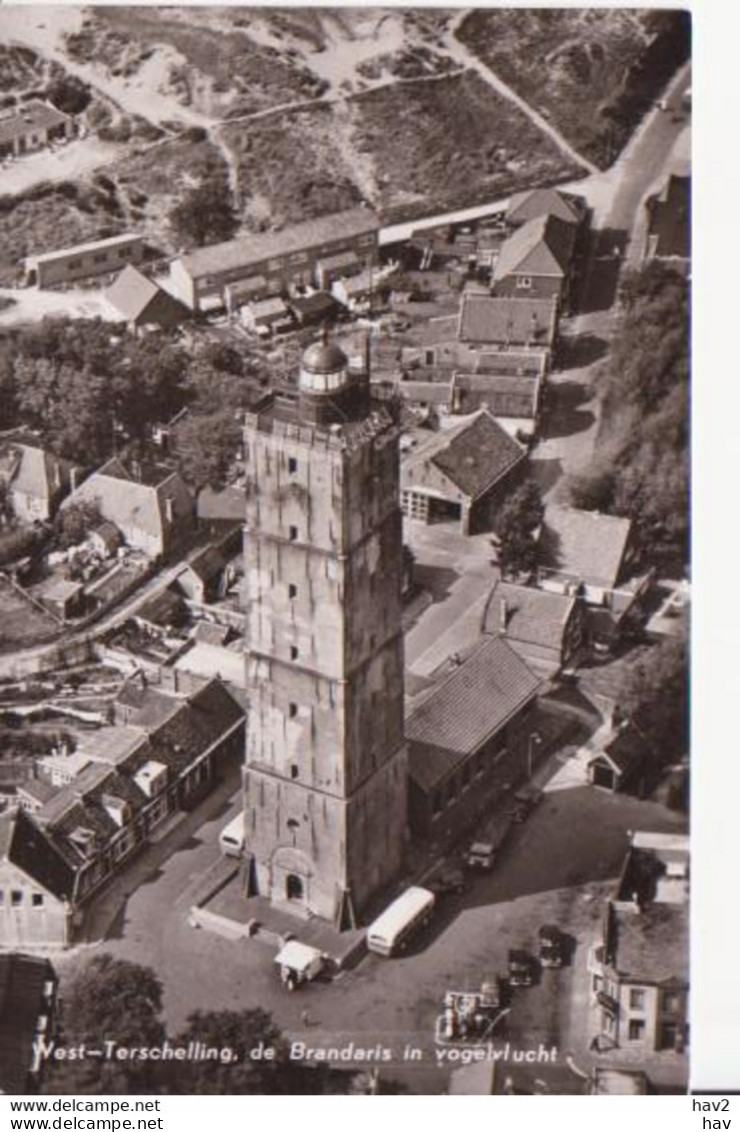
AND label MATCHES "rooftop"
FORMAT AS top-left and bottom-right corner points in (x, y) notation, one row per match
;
(0, 439), (74, 502)
(493, 212), (576, 282)
(179, 207), (379, 280)
(458, 294), (557, 347)
(451, 371), (540, 419)
(506, 187), (584, 227)
(403, 410), (526, 501)
(483, 581), (576, 649)
(540, 505), (632, 589)
(26, 232), (143, 268)
(244, 390), (396, 453)
(607, 899), (689, 986)
(407, 636), (541, 790)
(104, 265), (188, 325)
(647, 173), (690, 260)
(0, 99), (70, 148)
